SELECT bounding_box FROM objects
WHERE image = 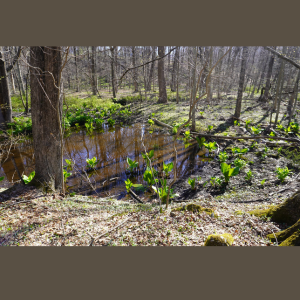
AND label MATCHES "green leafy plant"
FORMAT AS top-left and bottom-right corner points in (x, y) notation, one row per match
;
(95, 118), (104, 127)
(126, 157), (138, 172)
(275, 167), (292, 183)
(207, 125), (213, 132)
(22, 171), (35, 184)
(261, 179), (266, 187)
(204, 141), (217, 152)
(148, 119), (155, 126)
(233, 158), (247, 169)
(86, 157), (100, 170)
(163, 161), (174, 177)
(290, 122), (299, 133)
(250, 141), (258, 148)
(276, 123), (284, 131)
(63, 169), (72, 182)
(188, 178), (196, 190)
(0, 176), (4, 182)
(125, 178), (133, 192)
(210, 176), (222, 187)
(65, 159), (73, 171)
(199, 111), (204, 116)
(277, 147), (283, 154)
(262, 146), (269, 159)
(143, 167), (158, 186)
(141, 150), (154, 167)
(234, 120), (240, 126)
(196, 137), (206, 148)
(218, 151), (228, 163)
(107, 118), (115, 126)
(232, 147), (249, 157)
(152, 179), (178, 204)
(251, 126), (262, 135)
(245, 169), (253, 181)
(220, 162), (240, 183)
(245, 119), (251, 129)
